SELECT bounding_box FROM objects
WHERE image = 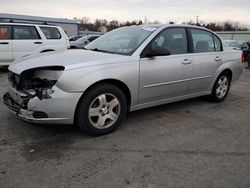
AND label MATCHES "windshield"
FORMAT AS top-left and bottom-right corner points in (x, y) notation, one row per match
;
(85, 26), (157, 55)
